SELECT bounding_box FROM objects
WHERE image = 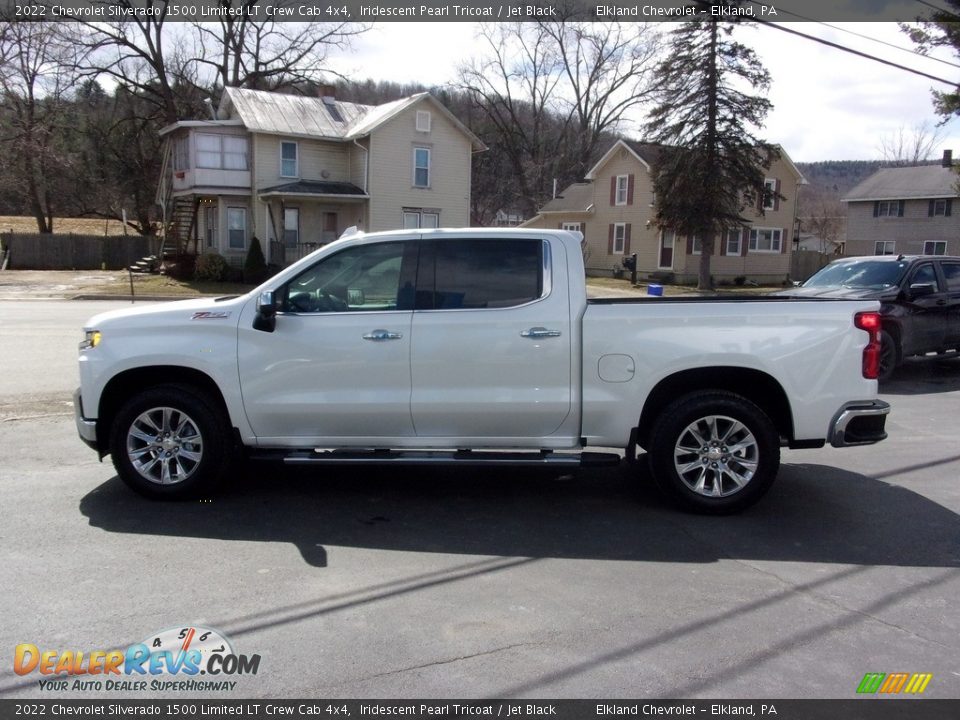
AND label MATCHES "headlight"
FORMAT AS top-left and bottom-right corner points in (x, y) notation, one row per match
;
(80, 330), (102, 350)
